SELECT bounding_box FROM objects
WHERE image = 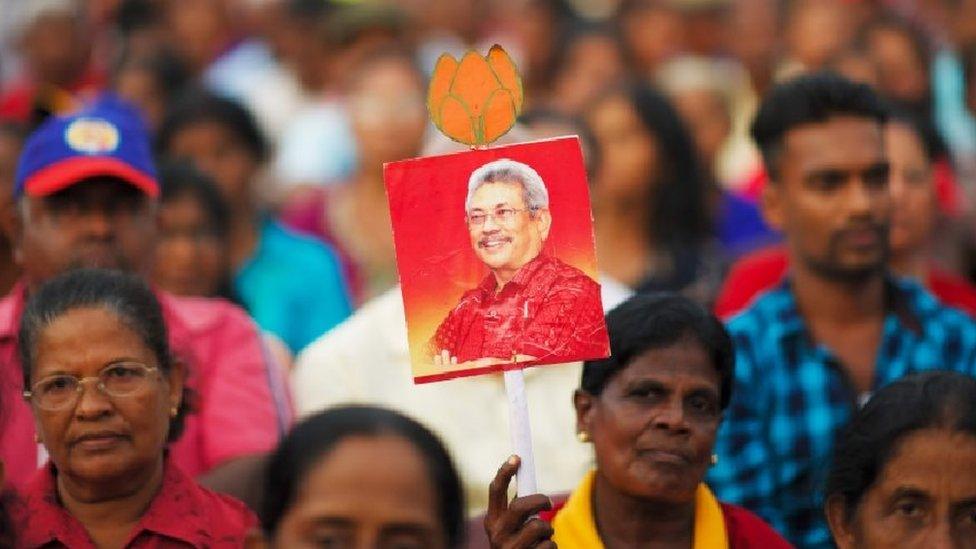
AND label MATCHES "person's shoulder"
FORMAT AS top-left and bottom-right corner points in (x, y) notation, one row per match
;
(726, 282), (793, 335)
(158, 291), (255, 335)
(900, 277), (976, 332)
(0, 288), (22, 336)
(720, 502), (794, 548)
(929, 268), (976, 317)
(195, 483), (259, 524)
(181, 477), (259, 539)
(263, 220), (337, 256)
(261, 221), (343, 270)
